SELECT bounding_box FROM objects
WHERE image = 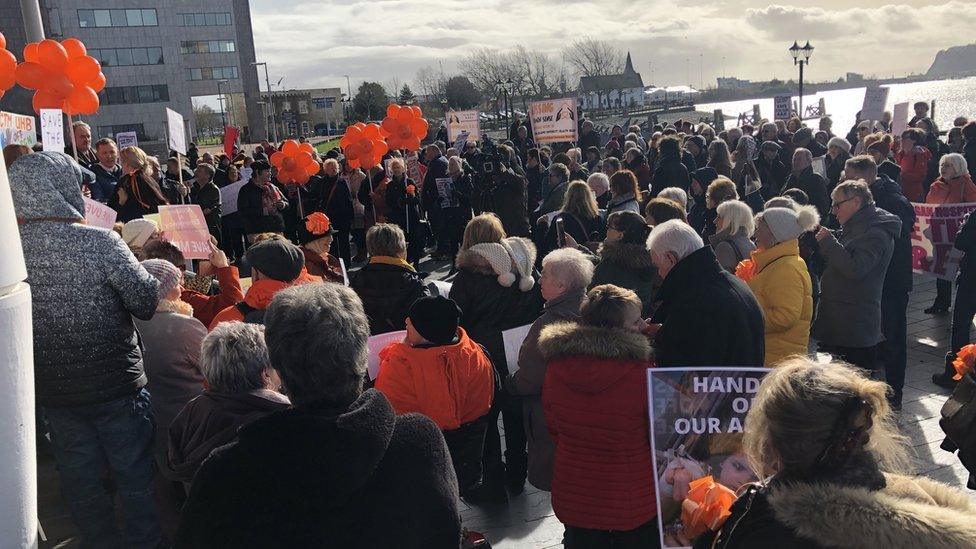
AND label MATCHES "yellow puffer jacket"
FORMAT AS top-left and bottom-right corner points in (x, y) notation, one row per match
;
(746, 240), (813, 366)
